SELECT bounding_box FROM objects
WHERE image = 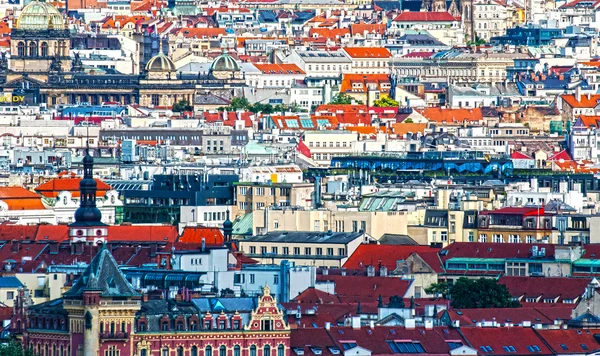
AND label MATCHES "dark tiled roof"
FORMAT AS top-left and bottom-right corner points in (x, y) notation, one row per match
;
(64, 244), (140, 298)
